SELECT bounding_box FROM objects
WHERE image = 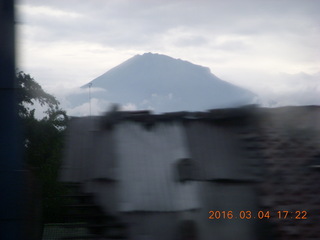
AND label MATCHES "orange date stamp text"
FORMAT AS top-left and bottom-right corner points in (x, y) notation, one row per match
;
(208, 210), (308, 220)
